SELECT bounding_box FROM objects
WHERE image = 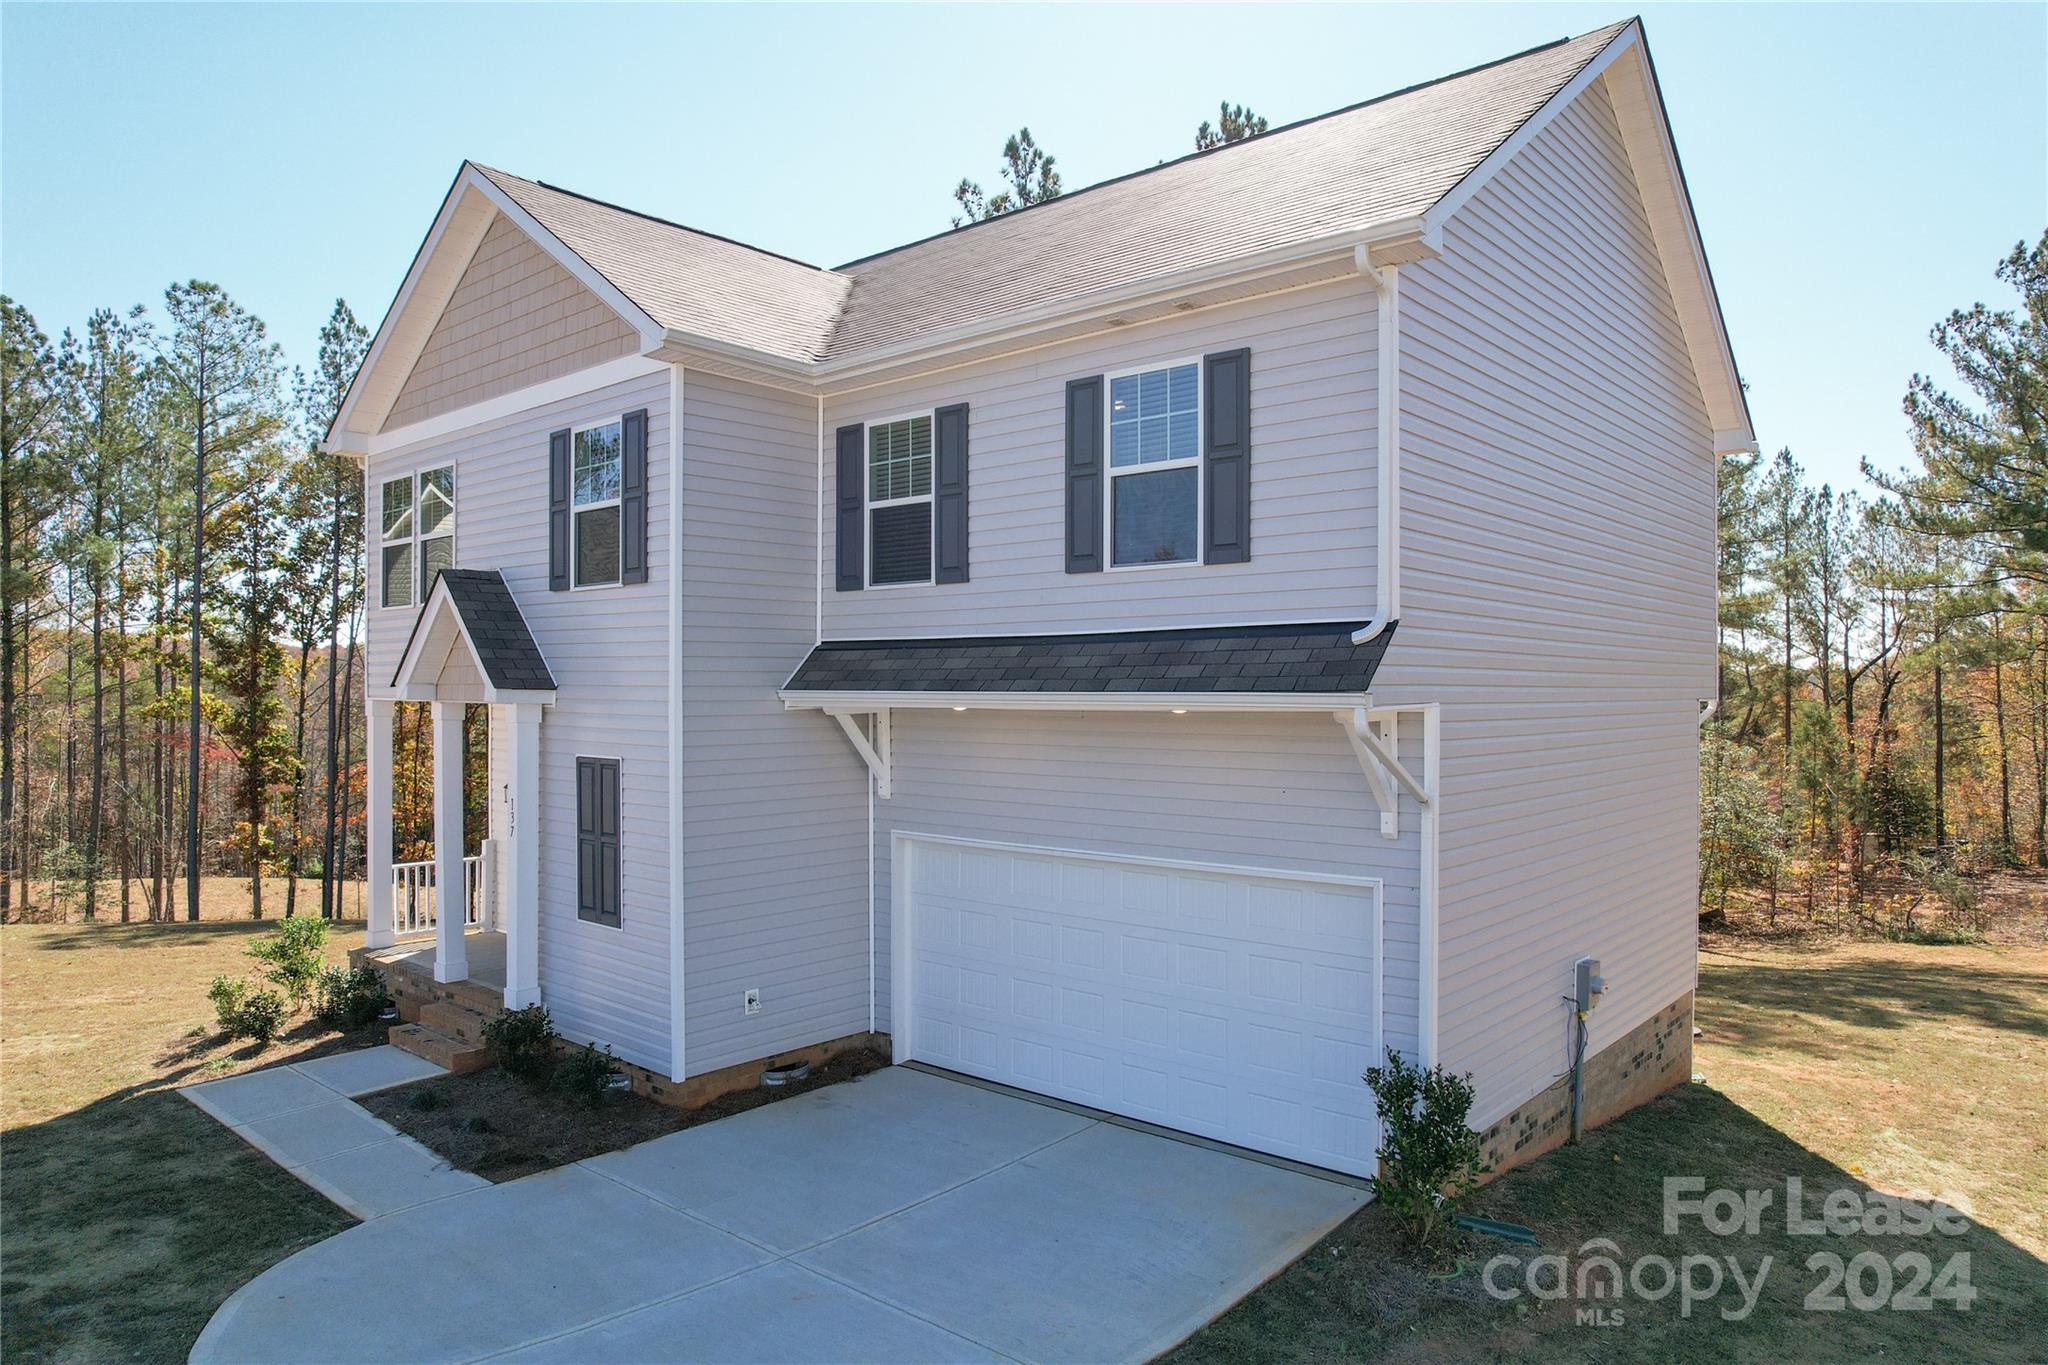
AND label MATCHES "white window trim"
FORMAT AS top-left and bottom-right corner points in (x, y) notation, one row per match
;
(1104, 356), (1204, 572)
(377, 465), (456, 609)
(416, 464), (456, 599)
(570, 416), (625, 591)
(864, 409), (936, 590)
